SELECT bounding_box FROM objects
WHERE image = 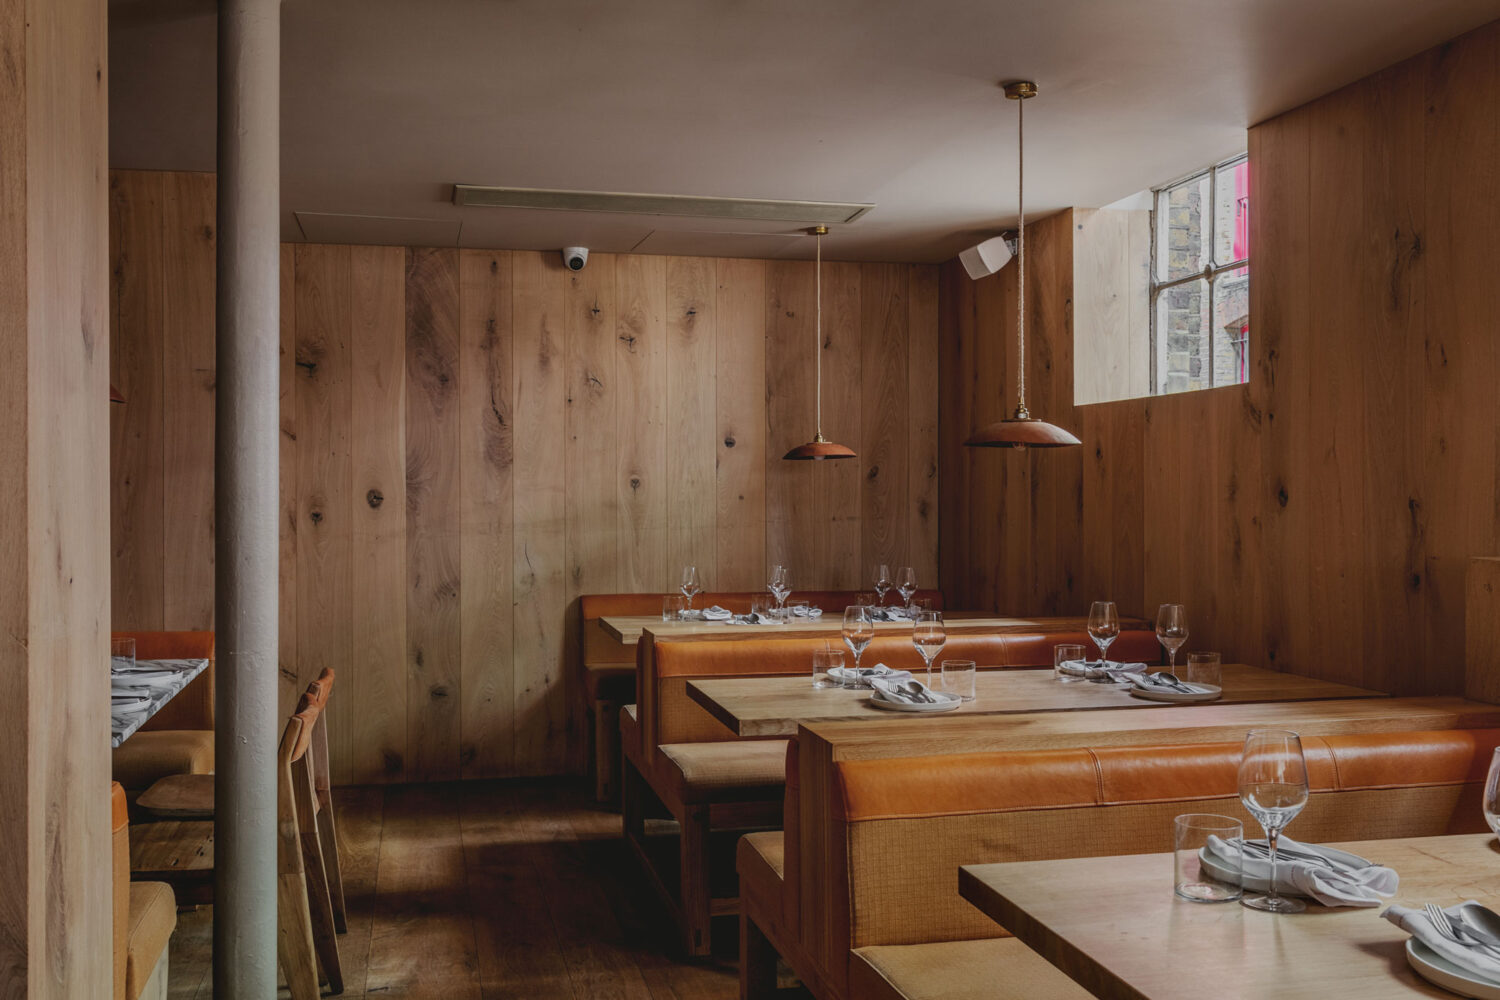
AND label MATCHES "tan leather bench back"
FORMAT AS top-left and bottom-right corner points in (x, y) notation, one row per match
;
(827, 728), (1500, 961)
(642, 628), (1163, 750)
